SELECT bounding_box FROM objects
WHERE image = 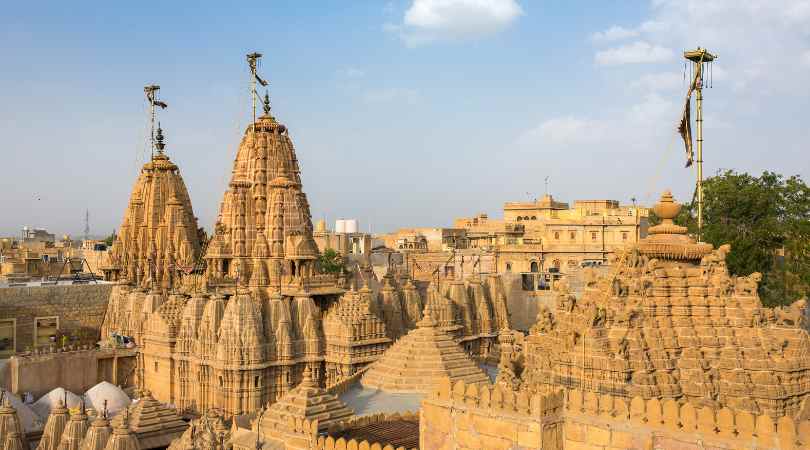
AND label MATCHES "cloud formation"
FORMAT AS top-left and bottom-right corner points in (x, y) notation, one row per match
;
(595, 41), (675, 65)
(590, 25), (639, 43)
(390, 0), (523, 46)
